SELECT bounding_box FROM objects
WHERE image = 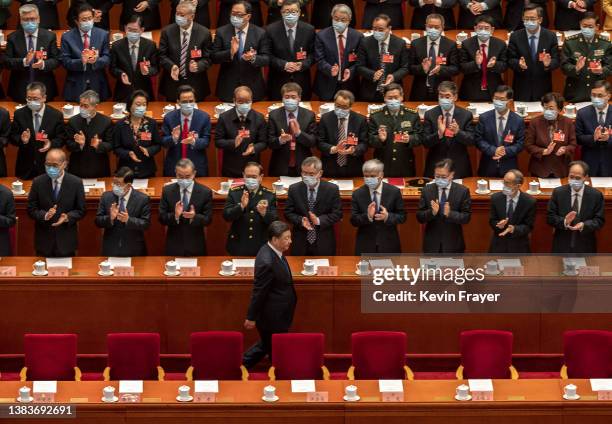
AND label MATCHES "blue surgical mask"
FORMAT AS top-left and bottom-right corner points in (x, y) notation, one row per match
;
(112, 184), (125, 197)
(283, 12), (299, 26)
(581, 27), (595, 40)
(283, 98), (299, 112)
(364, 177), (379, 190)
(543, 109), (558, 121)
(244, 177), (259, 191)
(385, 99), (402, 112)
(476, 29), (491, 42)
(502, 186), (514, 197)
(180, 102), (195, 115)
(175, 15), (188, 27)
(372, 31), (386, 42)
(435, 177), (449, 189)
(334, 107), (349, 119)
(493, 99), (508, 113)
(27, 100), (42, 112)
(236, 102), (251, 116)
(126, 31), (140, 43)
(79, 20), (94, 33)
(523, 20), (539, 32)
(46, 165), (61, 180)
(21, 21), (38, 34)
(230, 15), (244, 28)
(592, 97), (607, 109)
(569, 179), (584, 191)
(302, 175), (318, 188)
(438, 98), (453, 111)
(132, 105), (146, 118)
(426, 28), (441, 41)
(332, 20), (347, 34)
(80, 108), (92, 119)
(177, 178), (193, 189)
